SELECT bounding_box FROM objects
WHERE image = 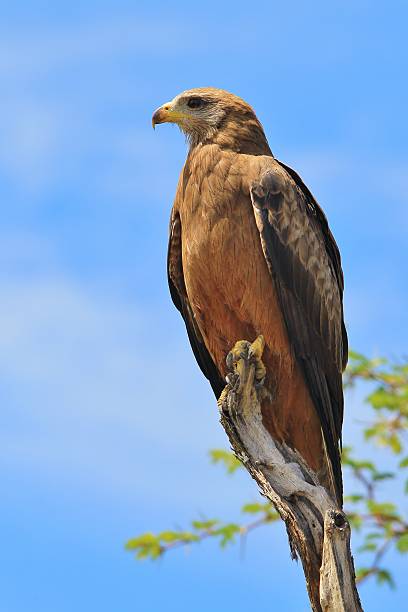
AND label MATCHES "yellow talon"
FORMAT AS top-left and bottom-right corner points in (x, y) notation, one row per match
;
(223, 335), (269, 416)
(231, 340), (250, 359)
(249, 335), (266, 382)
(226, 335), (266, 384)
(226, 340), (250, 371)
(249, 335), (265, 360)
